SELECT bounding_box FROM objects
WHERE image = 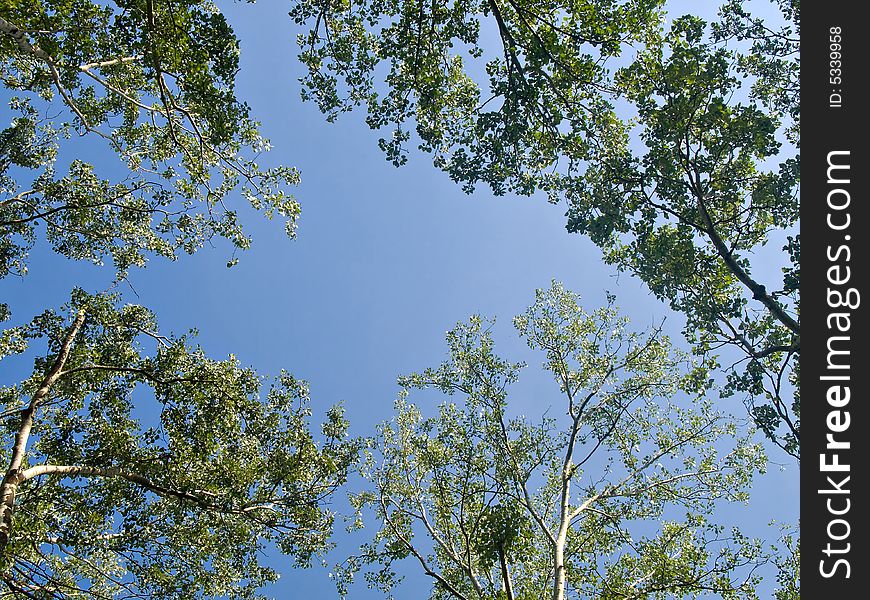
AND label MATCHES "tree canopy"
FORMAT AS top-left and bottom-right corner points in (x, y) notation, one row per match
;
(567, 11), (799, 456)
(338, 282), (771, 600)
(292, 0), (801, 457)
(0, 0), (299, 281)
(0, 0), (800, 597)
(291, 0), (664, 192)
(0, 290), (360, 598)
